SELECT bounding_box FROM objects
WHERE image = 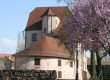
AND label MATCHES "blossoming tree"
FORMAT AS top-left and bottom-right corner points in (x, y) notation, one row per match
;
(58, 0), (110, 79)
